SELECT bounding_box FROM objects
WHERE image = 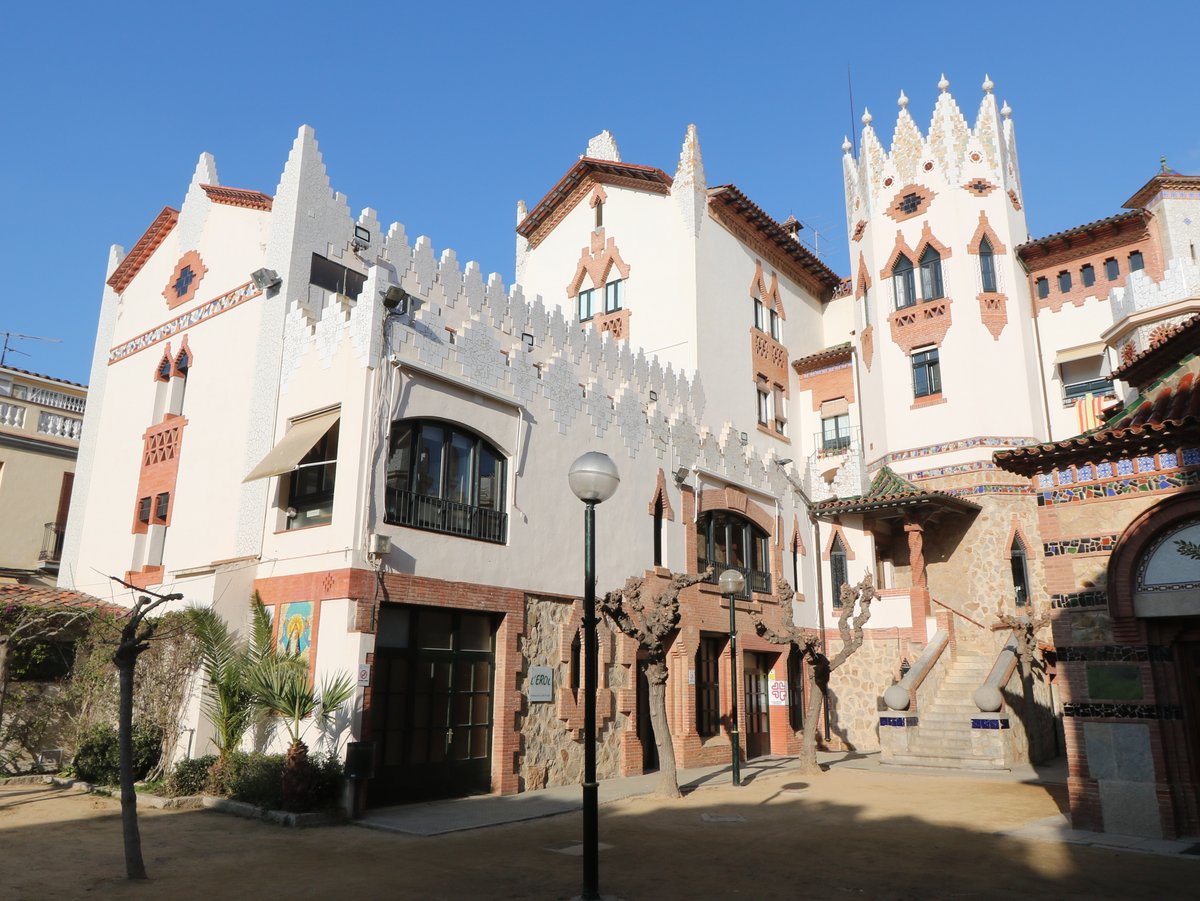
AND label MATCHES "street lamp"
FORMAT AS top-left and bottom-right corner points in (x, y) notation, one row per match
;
(568, 451), (620, 901)
(719, 568), (746, 787)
